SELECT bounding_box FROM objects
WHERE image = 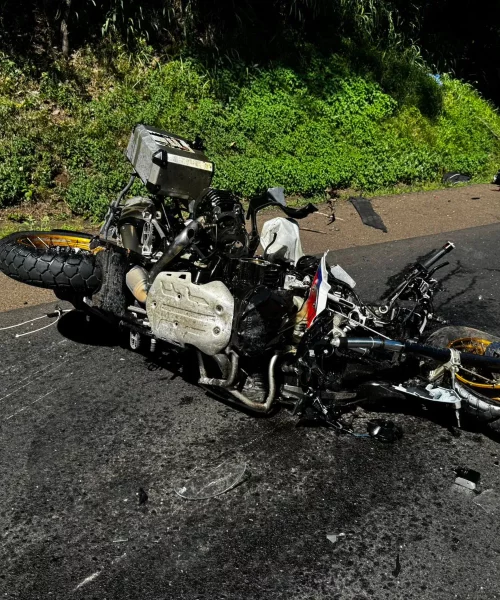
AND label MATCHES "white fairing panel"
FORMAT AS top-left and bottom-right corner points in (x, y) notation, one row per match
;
(260, 217), (304, 265)
(146, 272), (234, 355)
